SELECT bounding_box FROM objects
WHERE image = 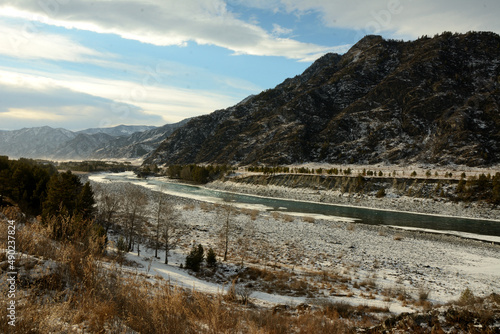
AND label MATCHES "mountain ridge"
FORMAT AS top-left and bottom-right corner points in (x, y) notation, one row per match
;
(0, 122), (186, 160)
(144, 32), (500, 167)
(76, 125), (157, 137)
